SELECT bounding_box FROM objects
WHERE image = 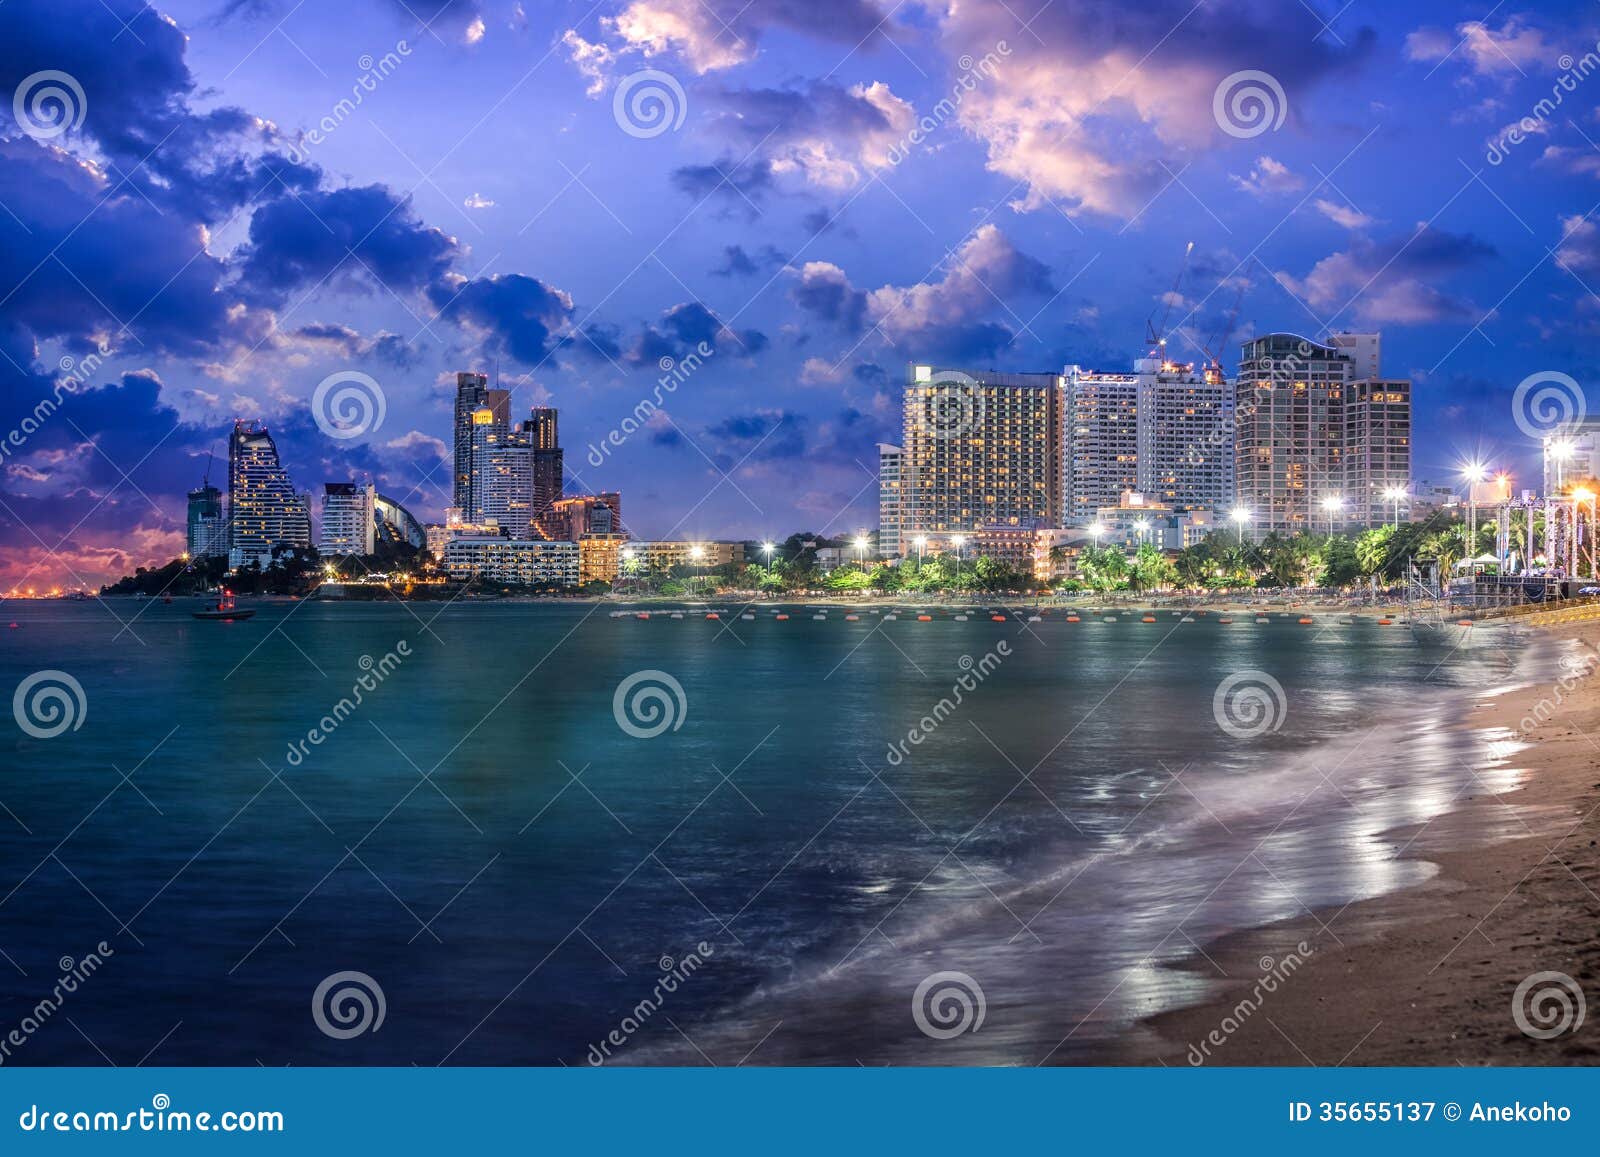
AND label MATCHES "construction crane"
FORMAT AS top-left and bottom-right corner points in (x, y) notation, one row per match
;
(1199, 282), (1246, 381)
(1145, 241), (1193, 361)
